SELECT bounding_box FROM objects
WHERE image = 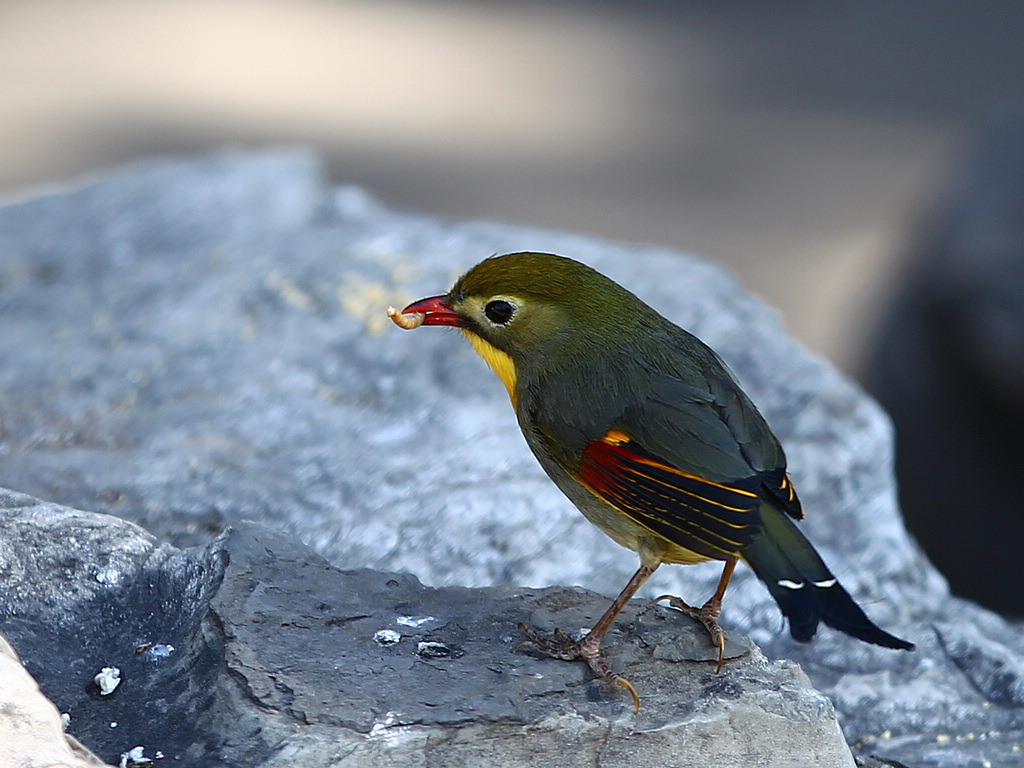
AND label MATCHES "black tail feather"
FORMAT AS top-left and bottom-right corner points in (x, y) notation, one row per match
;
(815, 574), (914, 650)
(743, 504), (914, 651)
(744, 527), (820, 641)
